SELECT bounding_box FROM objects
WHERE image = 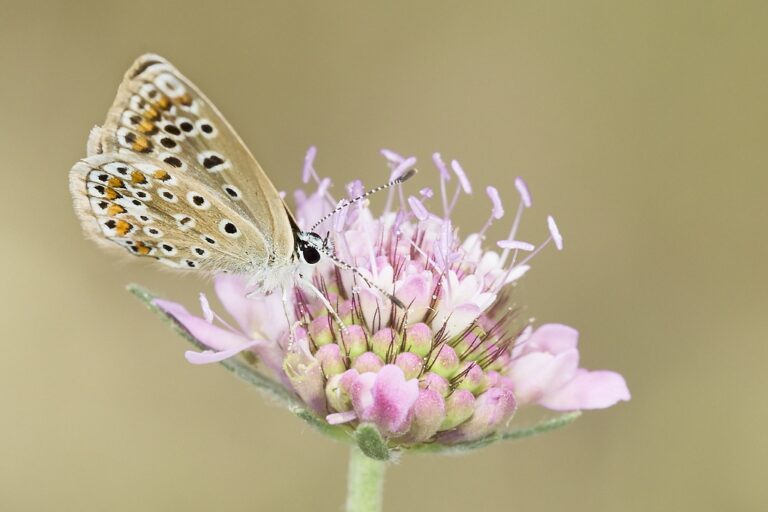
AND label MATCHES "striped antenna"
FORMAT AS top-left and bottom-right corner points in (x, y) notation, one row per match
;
(318, 247), (406, 309)
(310, 168), (417, 232)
